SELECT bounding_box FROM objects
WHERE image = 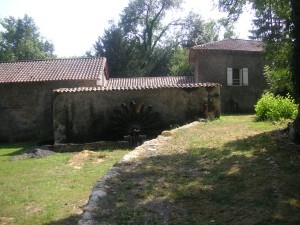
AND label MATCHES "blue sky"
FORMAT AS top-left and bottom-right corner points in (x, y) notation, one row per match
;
(0, 0), (253, 57)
